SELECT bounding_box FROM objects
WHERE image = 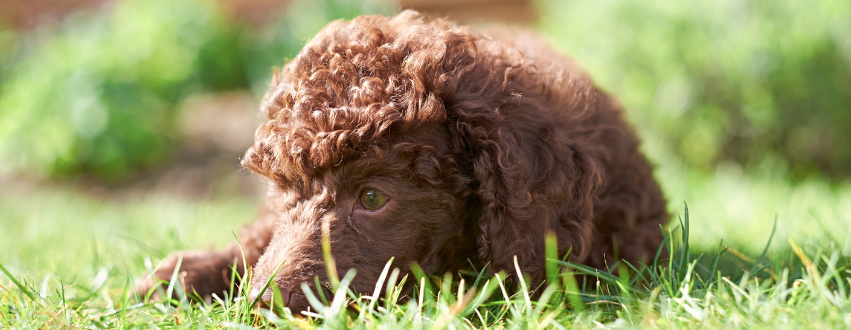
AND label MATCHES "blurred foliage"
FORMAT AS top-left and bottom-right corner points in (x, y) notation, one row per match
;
(0, 0), (224, 180)
(2, 0), (849, 182)
(538, 0), (851, 180)
(0, 0), (391, 180)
